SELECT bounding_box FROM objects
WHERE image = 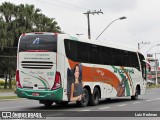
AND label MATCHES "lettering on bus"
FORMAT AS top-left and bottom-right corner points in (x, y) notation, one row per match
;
(114, 68), (134, 74)
(25, 53), (49, 56)
(30, 70), (44, 75)
(47, 72), (54, 76)
(96, 69), (104, 77)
